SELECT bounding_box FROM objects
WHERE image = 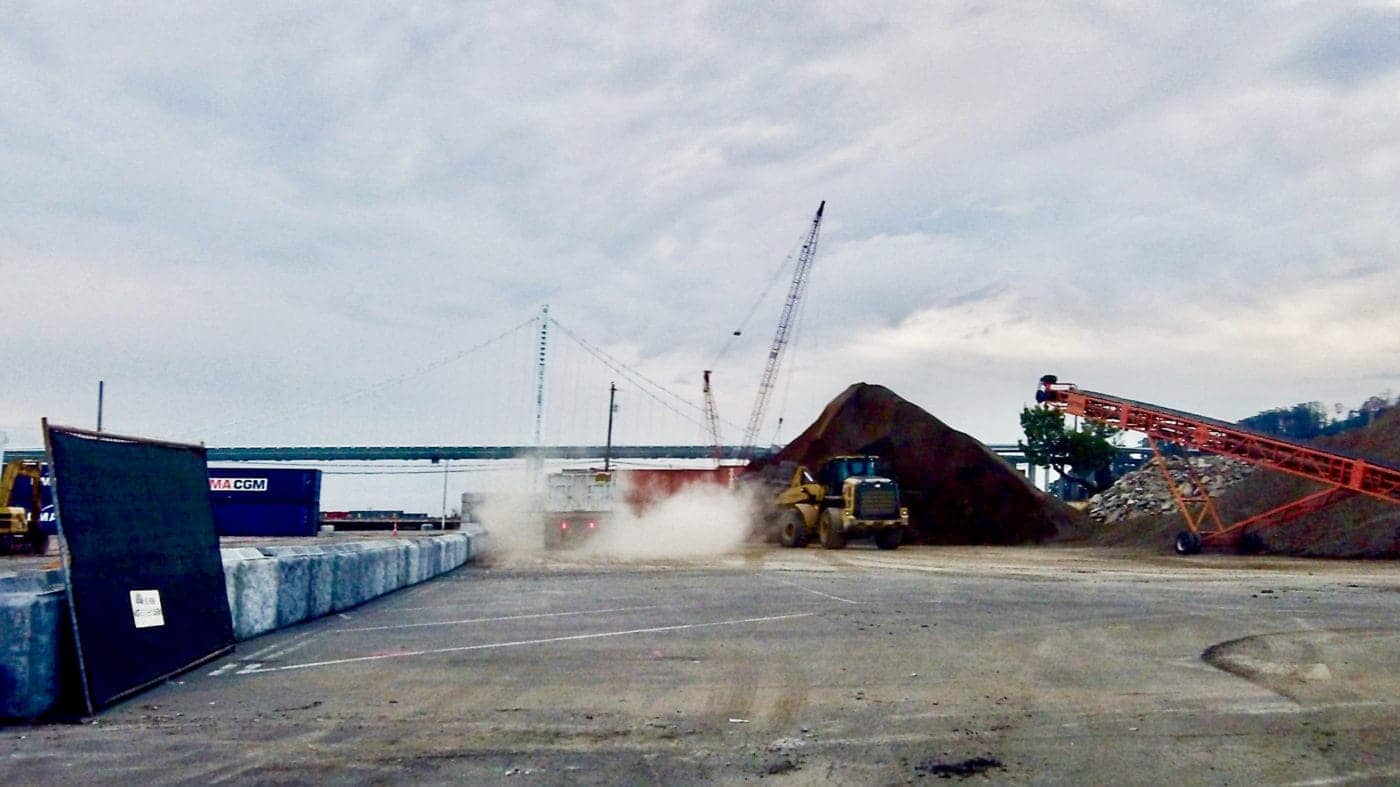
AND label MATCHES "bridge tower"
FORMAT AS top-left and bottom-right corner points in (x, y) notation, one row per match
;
(531, 304), (550, 482)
